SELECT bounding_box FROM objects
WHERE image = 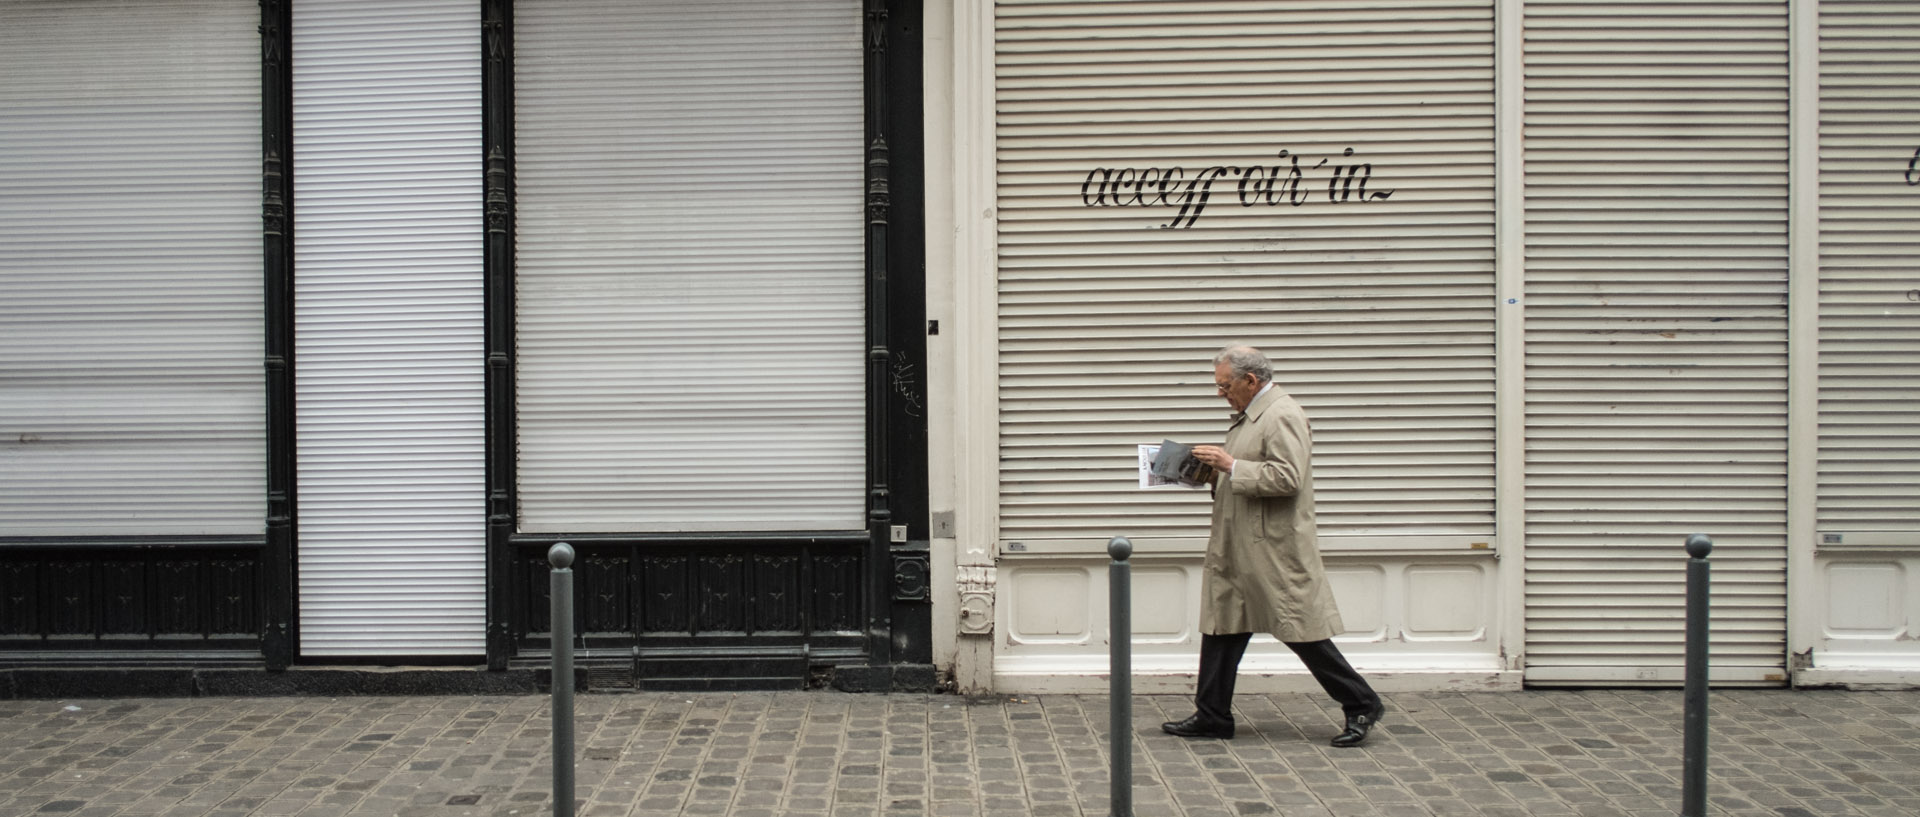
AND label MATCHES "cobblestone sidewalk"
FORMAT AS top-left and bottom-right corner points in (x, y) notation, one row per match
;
(1, 689), (1915, 817)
